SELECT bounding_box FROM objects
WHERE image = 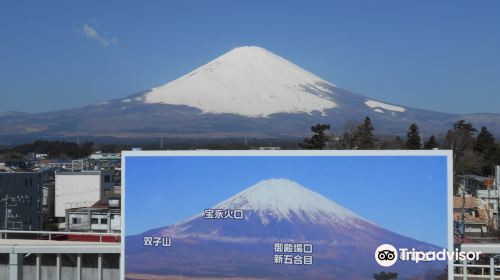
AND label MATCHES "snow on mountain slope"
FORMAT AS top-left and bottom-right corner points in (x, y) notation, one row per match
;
(142, 46), (337, 117)
(213, 178), (362, 225)
(365, 100), (406, 112)
(163, 178), (375, 239)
